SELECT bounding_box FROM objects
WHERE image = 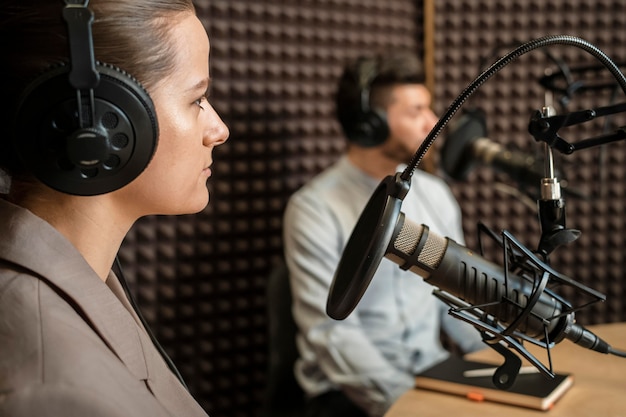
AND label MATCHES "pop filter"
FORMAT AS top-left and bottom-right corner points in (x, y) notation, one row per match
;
(326, 173), (410, 320)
